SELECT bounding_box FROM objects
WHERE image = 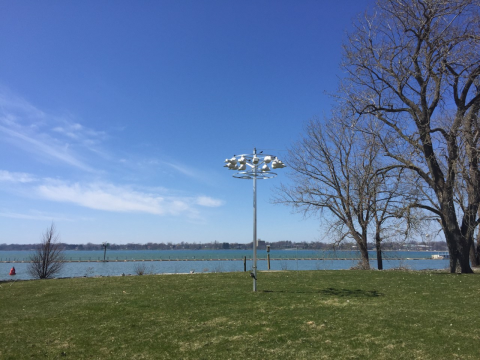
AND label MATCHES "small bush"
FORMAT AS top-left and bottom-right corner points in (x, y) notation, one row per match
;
(134, 263), (147, 275)
(84, 267), (95, 277)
